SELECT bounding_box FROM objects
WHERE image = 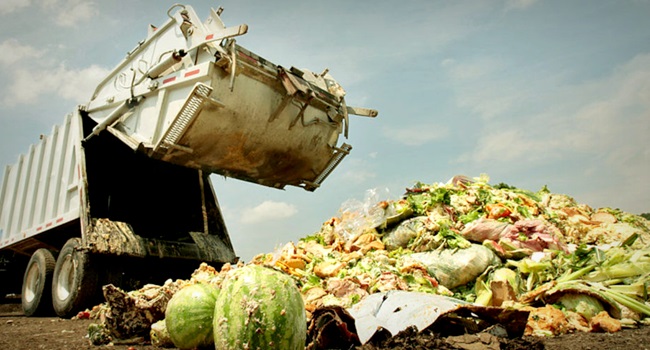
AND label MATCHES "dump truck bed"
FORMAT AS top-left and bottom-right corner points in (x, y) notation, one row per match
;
(0, 110), (236, 264)
(84, 4), (376, 191)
